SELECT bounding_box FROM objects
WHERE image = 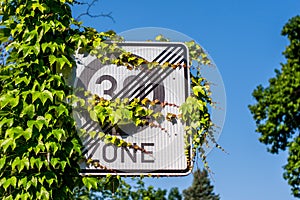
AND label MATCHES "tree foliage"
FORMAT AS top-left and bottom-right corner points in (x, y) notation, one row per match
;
(249, 15), (300, 198)
(183, 169), (219, 200)
(94, 177), (178, 200)
(0, 0), (87, 199)
(0, 0), (219, 199)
